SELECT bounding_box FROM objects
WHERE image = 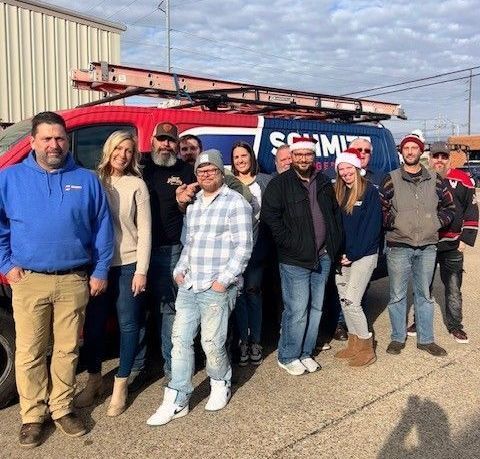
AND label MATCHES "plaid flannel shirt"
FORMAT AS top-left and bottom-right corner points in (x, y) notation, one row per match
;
(173, 184), (253, 293)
